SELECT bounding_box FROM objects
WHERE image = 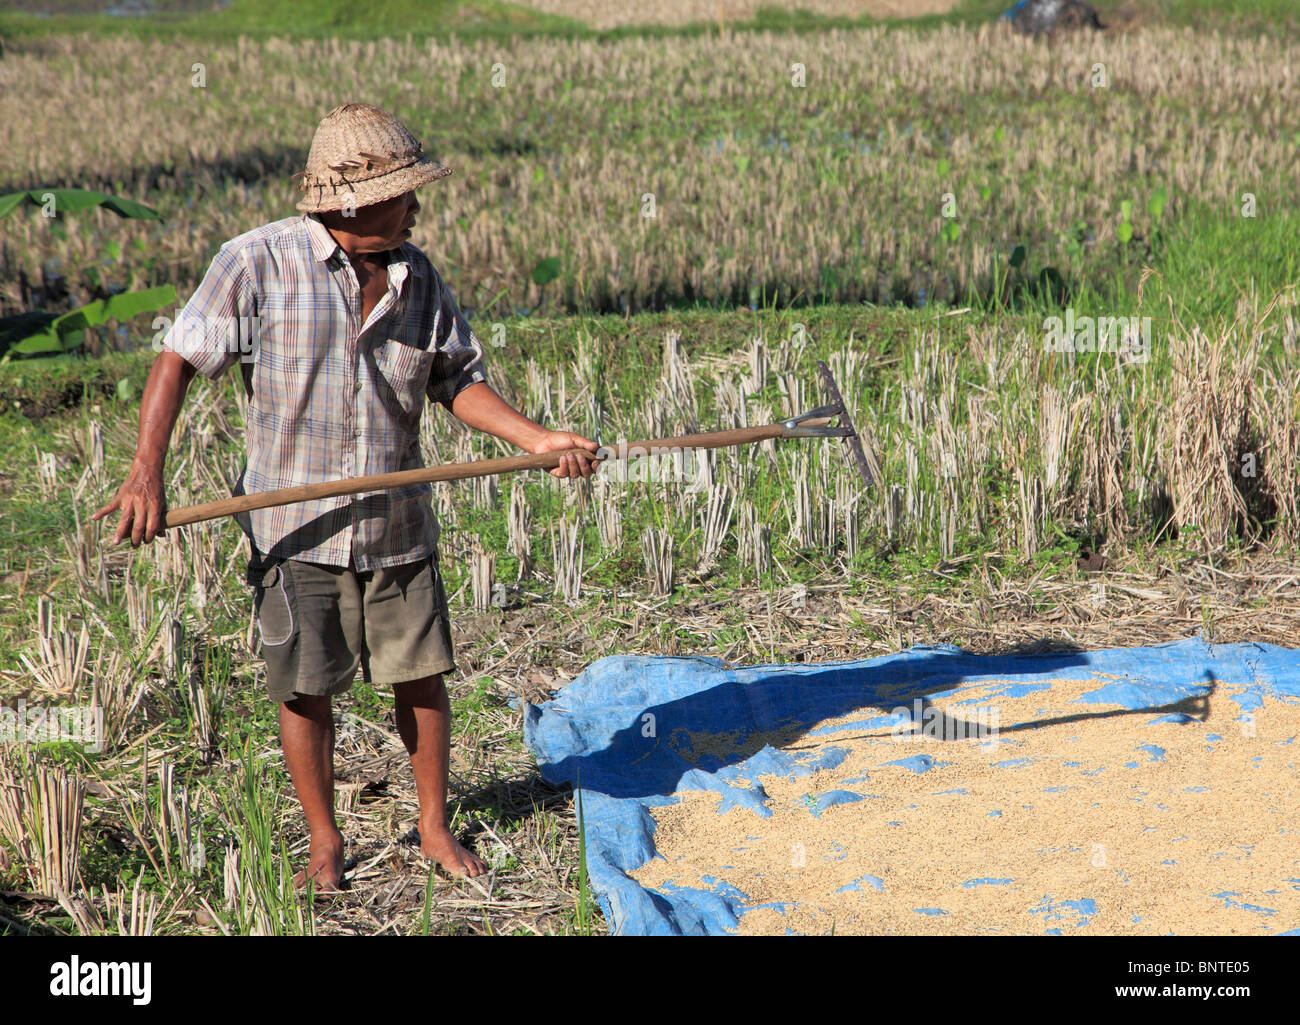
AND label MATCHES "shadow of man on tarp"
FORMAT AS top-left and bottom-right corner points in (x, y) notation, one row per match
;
(531, 639), (1220, 803)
